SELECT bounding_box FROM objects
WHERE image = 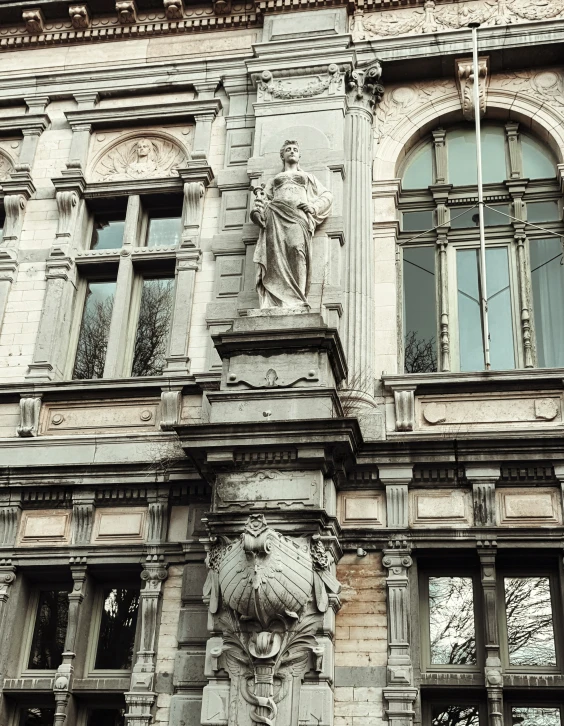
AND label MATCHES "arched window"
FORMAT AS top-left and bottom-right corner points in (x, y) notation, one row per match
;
(399, 122), (563, 373)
